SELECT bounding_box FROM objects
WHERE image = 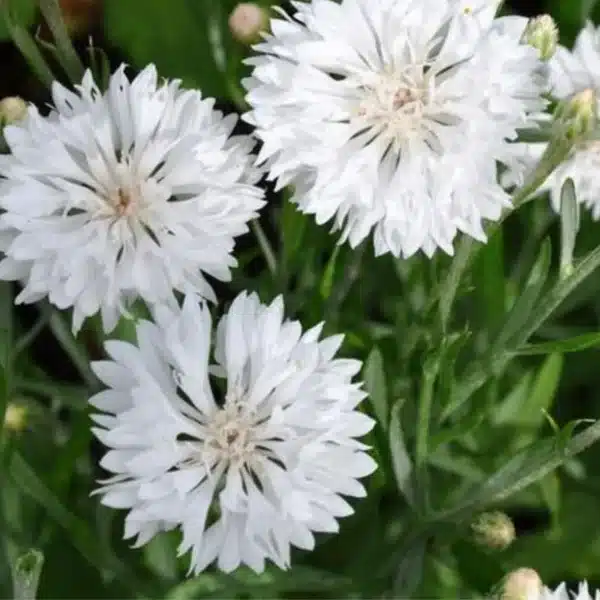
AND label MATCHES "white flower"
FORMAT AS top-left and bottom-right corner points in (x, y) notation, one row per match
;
(243, 0), (546, 258)
(505, 23), (600, 218)
(541, 582), (600, 600)
(0, 64), (264, 332)
(89, 292), (376, 574)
